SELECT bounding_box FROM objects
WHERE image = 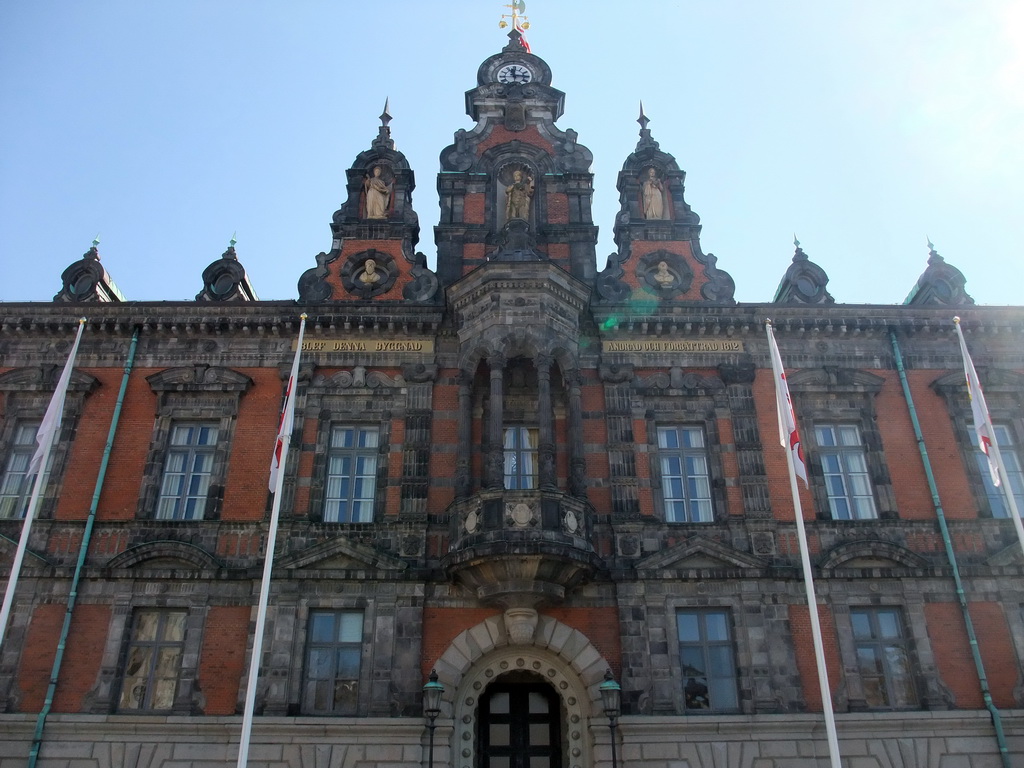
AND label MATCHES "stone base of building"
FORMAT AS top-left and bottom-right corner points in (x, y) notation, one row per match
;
(0, 710), (1020, 768)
